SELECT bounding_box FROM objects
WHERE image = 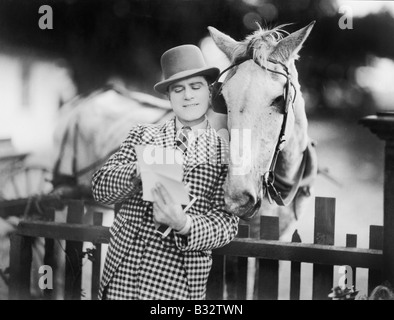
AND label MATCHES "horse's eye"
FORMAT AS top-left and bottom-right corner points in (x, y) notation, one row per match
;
(271, 95), (285, 109)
